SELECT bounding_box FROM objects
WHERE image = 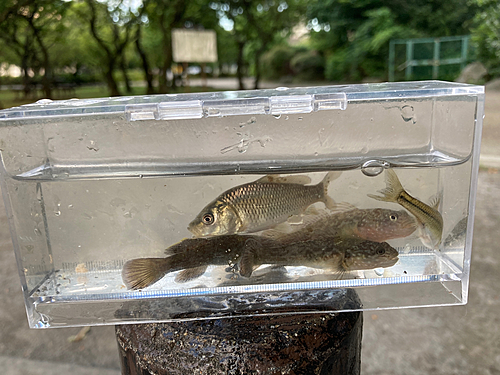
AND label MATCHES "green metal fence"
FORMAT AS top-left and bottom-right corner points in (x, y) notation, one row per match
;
(389, 35), (470, 81)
